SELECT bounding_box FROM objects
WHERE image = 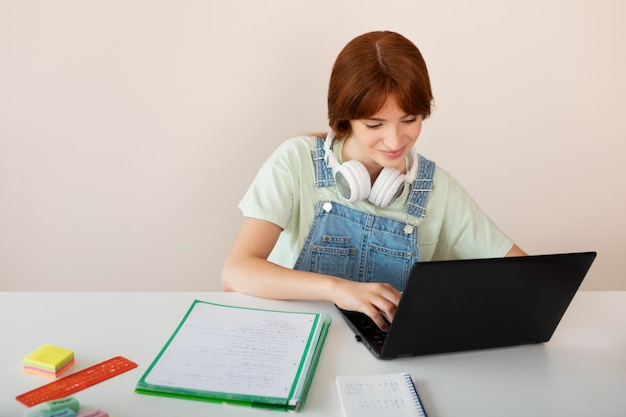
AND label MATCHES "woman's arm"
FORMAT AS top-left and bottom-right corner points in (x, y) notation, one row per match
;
(505, 244), (527, 257)
(221, 217), (401, 330)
